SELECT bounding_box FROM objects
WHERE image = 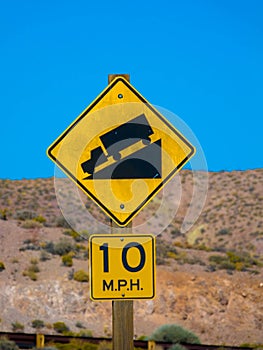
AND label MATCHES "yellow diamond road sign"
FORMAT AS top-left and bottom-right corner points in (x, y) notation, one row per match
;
(47, 77), (195, 226)
(89, 234), (155, 300)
